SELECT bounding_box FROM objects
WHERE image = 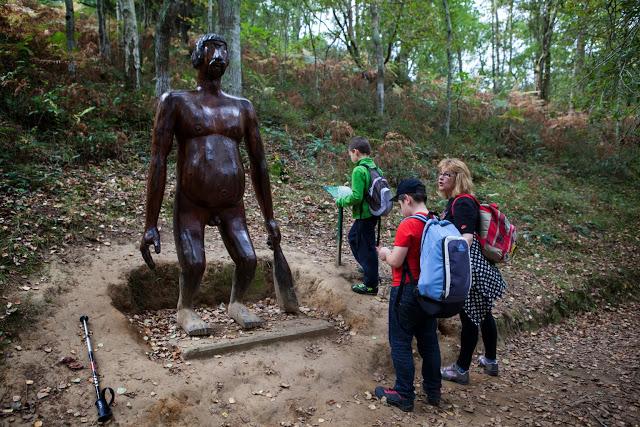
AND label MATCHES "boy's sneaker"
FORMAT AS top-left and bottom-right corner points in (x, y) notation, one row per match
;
(478, 355), (499, 376)
(374, 386), (414, 412)
(426, 396), (441, 407)
(440, 363), (470, 385)
(352, 283), (377, 295)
